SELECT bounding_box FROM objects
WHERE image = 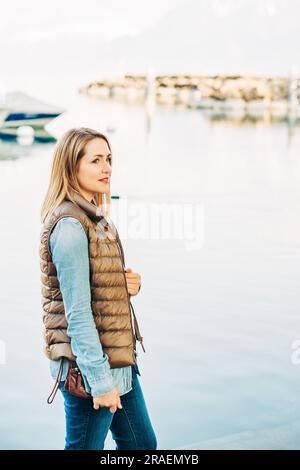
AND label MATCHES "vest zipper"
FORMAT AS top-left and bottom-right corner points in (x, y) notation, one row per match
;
(114, 240), (138, 366)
